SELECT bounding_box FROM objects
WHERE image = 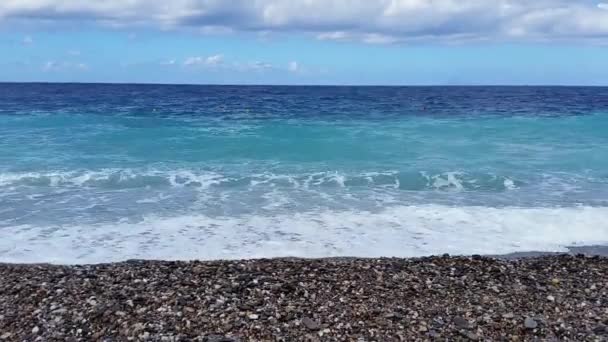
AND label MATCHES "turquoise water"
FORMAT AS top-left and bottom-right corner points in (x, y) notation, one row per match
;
(1, 84), (607, 263)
